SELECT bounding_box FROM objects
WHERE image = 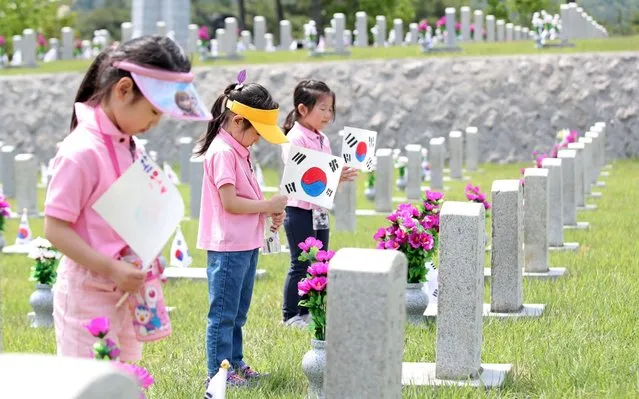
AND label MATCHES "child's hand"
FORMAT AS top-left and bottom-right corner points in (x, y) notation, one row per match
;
(268, 195), (288, 214)
(270, 212), (286, 231)
(109, 260), (146, 293)
(340, 166), (358, 182)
